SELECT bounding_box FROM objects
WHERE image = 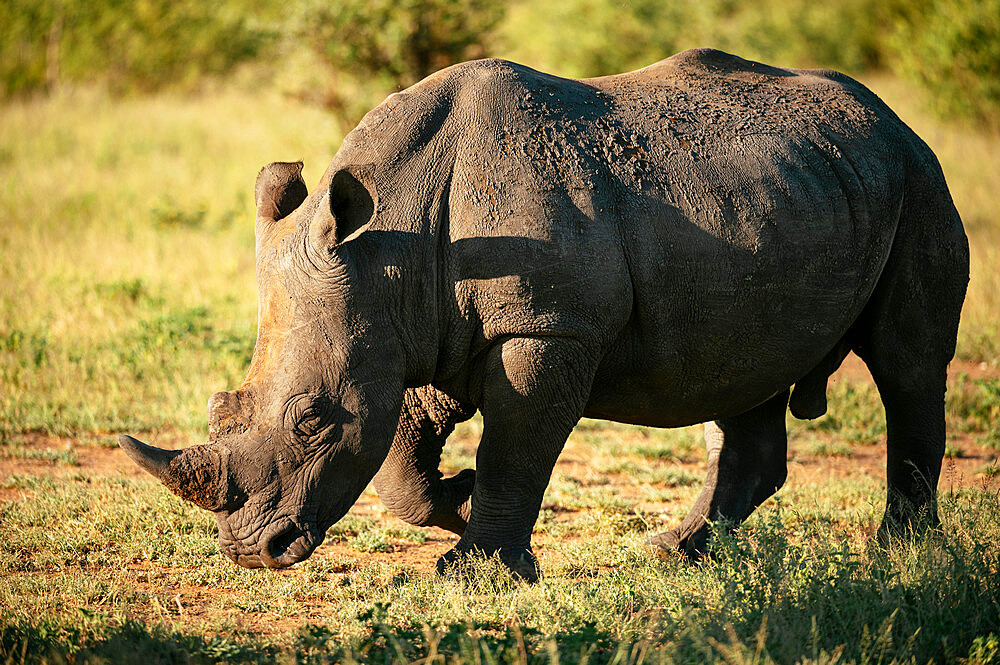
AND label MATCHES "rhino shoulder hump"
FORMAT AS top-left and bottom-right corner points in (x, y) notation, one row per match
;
(664, 48), (796, 77)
